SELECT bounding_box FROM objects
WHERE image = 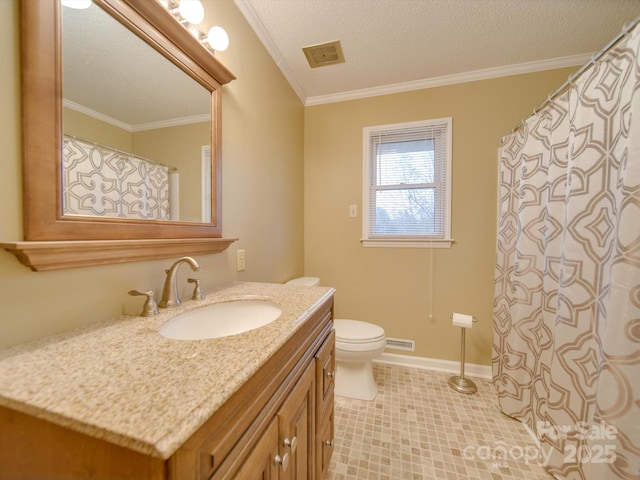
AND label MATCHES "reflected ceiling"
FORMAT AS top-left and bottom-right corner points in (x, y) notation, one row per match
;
(62, 4), (210, 129)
